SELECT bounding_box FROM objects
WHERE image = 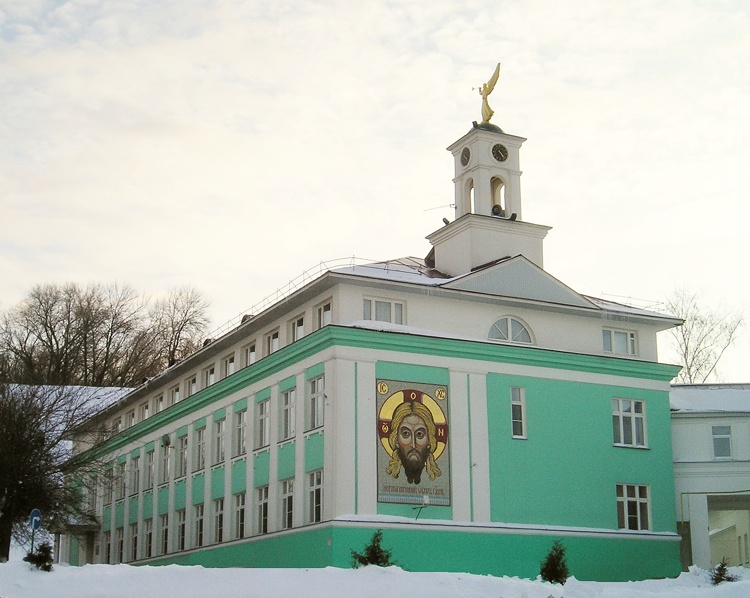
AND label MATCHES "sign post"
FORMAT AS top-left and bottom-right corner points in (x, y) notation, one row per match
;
(29, 509), (42, 555)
